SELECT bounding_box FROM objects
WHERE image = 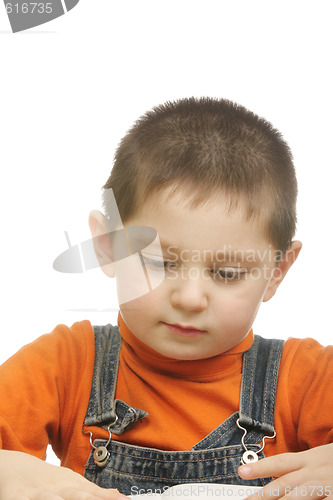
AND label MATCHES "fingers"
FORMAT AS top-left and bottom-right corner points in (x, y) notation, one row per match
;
(33, 494), (65, 500)
(86, 485), (128, 500)
(10, 486), (128, 500)
(0, 450), (130, 500)
(239, 448), (333, 500)
(60, 486), (128, 500)
(61, 490), (125, 500)
(239, 452), (306, 480)
(58, 474), (128, 500)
